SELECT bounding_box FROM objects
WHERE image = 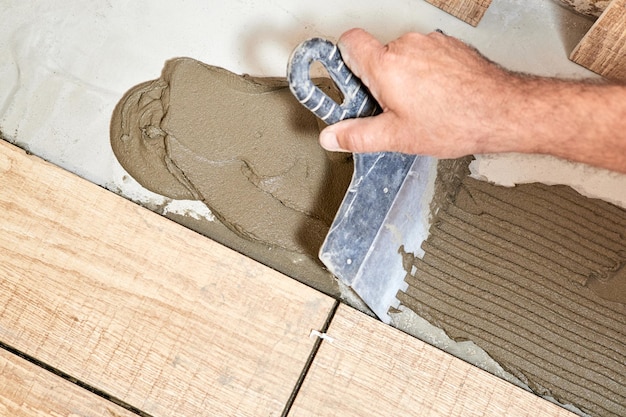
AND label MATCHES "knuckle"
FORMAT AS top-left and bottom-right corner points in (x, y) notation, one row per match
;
(341, 131), (365, 153)
(341, 125), (373, 153)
